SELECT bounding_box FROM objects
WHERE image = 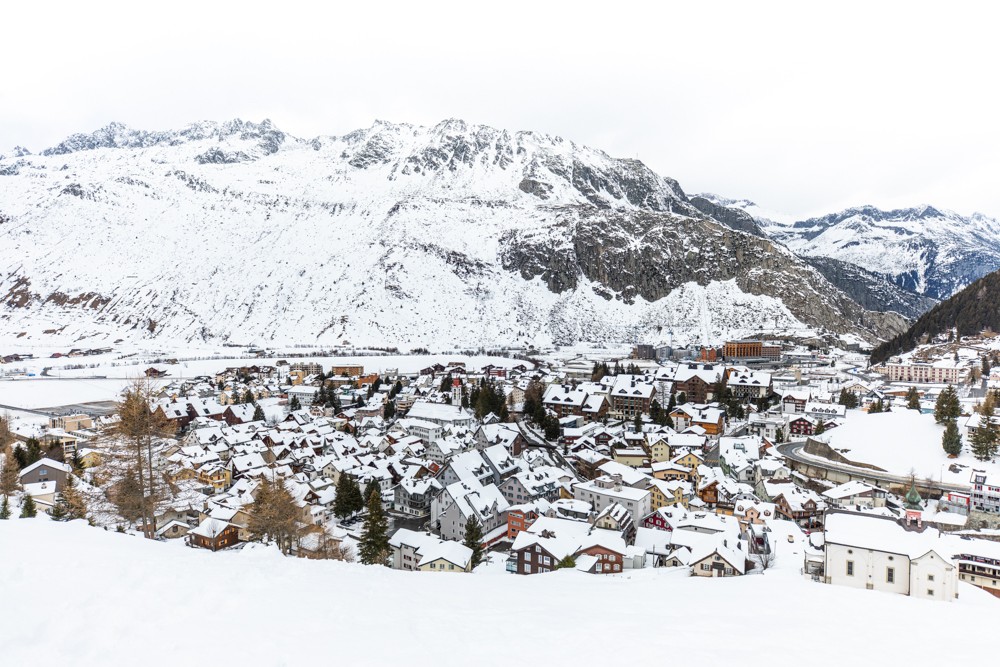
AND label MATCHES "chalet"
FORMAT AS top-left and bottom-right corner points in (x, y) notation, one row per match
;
(509, 517), (628, 575)
(389, 529), (473, 572)
(670, 404), (726, 437)
(690, 536), (748, 577)
(781, 390), (811, 414)
(18, 458), (71, 491)
(788, 415), (835, 437)
(594, 502), (636, 544)
(188, 518), (240, 551)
